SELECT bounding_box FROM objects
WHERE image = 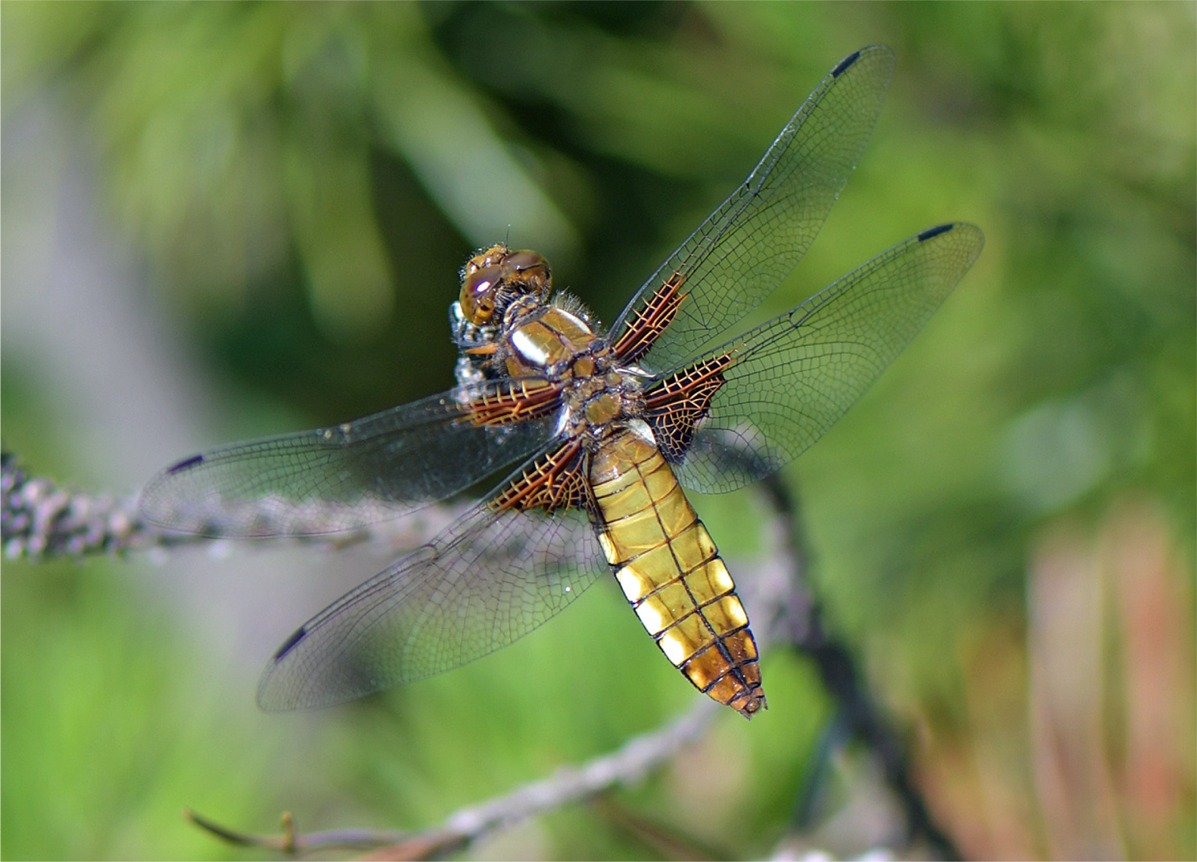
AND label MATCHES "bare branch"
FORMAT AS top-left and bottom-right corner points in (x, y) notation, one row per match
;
(757, 472), (962, 861)
(0, 451), (471, 560)
(2, 452), (151, 559)
(184, 701), (718, 858)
